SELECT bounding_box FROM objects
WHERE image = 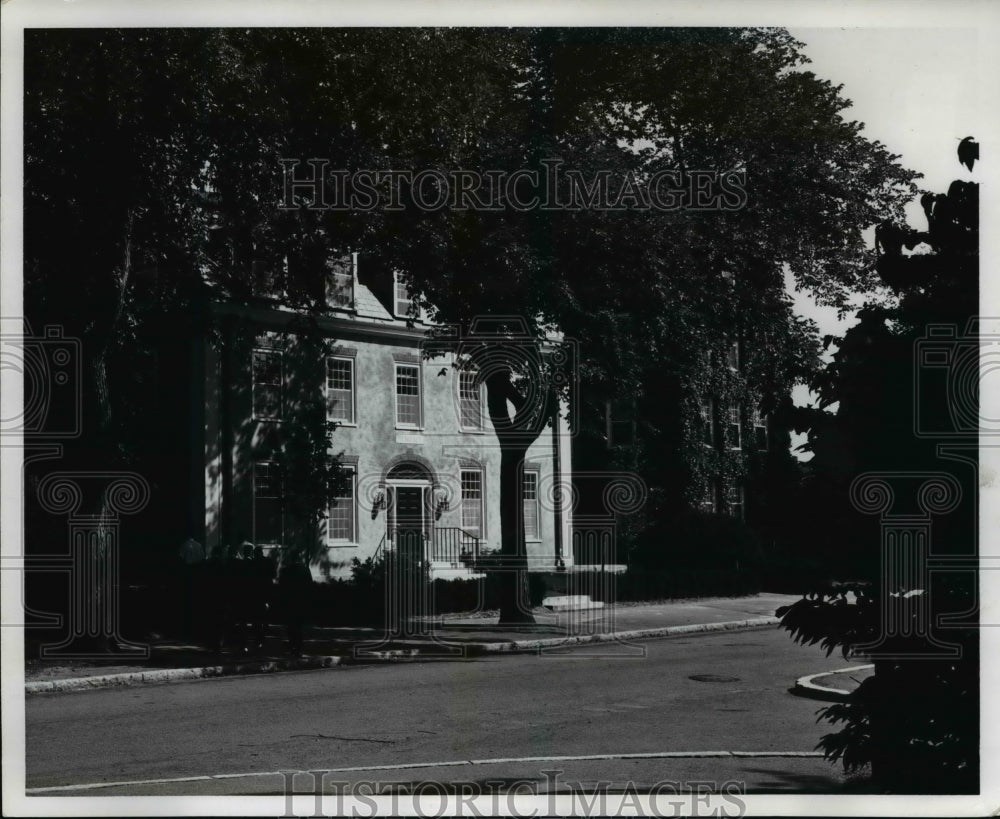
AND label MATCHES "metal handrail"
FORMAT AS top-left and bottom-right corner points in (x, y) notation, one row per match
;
(381, 527), (480, 564)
